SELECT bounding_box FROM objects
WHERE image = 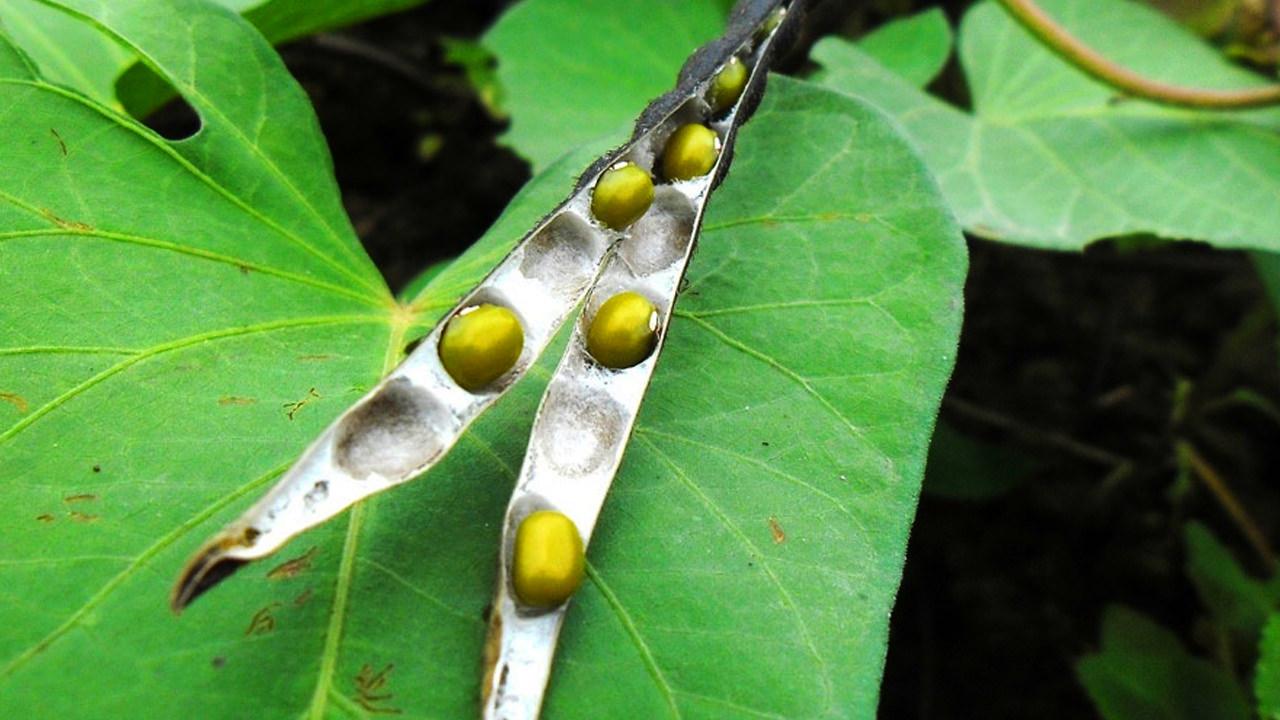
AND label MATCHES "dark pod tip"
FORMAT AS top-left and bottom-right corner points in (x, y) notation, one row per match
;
(170, 531), (257, 614)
